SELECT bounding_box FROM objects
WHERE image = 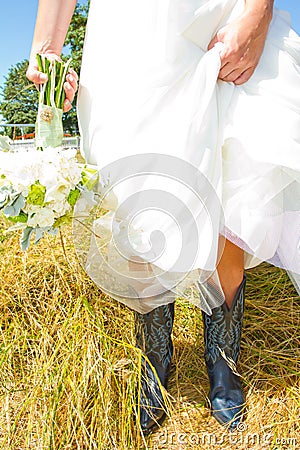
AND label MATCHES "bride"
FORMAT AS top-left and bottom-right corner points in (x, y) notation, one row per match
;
(27, 0), (300, 434)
